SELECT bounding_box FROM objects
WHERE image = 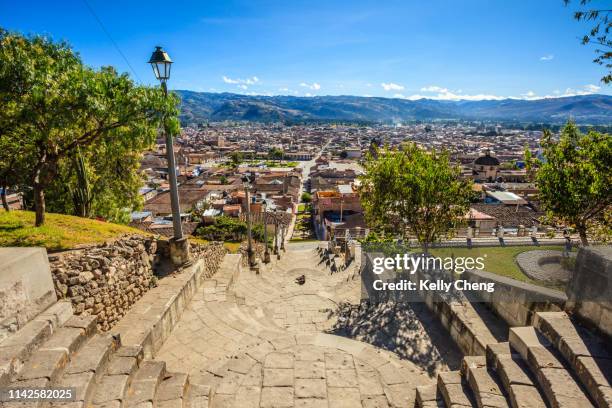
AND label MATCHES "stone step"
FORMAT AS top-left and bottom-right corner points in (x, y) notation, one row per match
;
(0, 301), (73, 387)
(12, 315), (97, 385)
(215, 254), (242, 290)
(56, 333), (120, 407)
(416, 384), (445, 407)
(437, 370), (477, 407)
(509, 326), (595, 408)
(486, 343), (547, 408)
(91, 346), (144, 407)
(533, 312), (612, 407)
(155, 372), (189, 408)
(461, 356), (510, 408)
(123, 360), (167, 407)
(186, 383), (211, 408)
(92, 373), (132, 407)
